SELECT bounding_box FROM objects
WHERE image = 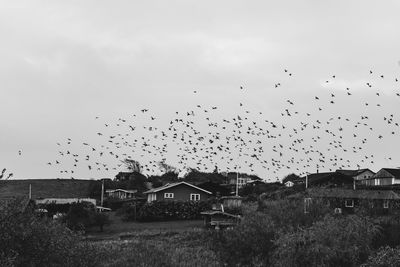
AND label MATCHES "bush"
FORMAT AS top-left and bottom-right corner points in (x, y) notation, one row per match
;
(362, 246), (400, 267)
(0, 198), (106, 267)
(125, 200), (213, 222)
(210, 212), (276, 266)
(63, 202), (111, 232)
(258, 197), (331, 231)
(272, 215), (381, 267)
